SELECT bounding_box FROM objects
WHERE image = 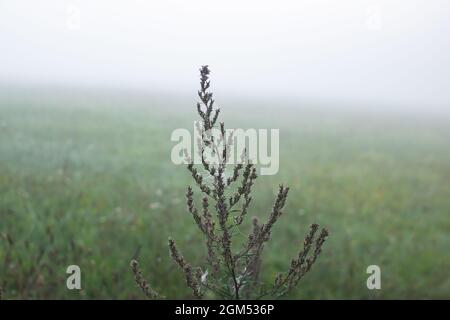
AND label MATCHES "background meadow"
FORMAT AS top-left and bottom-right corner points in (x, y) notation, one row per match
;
(1, 87), (449, 299)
